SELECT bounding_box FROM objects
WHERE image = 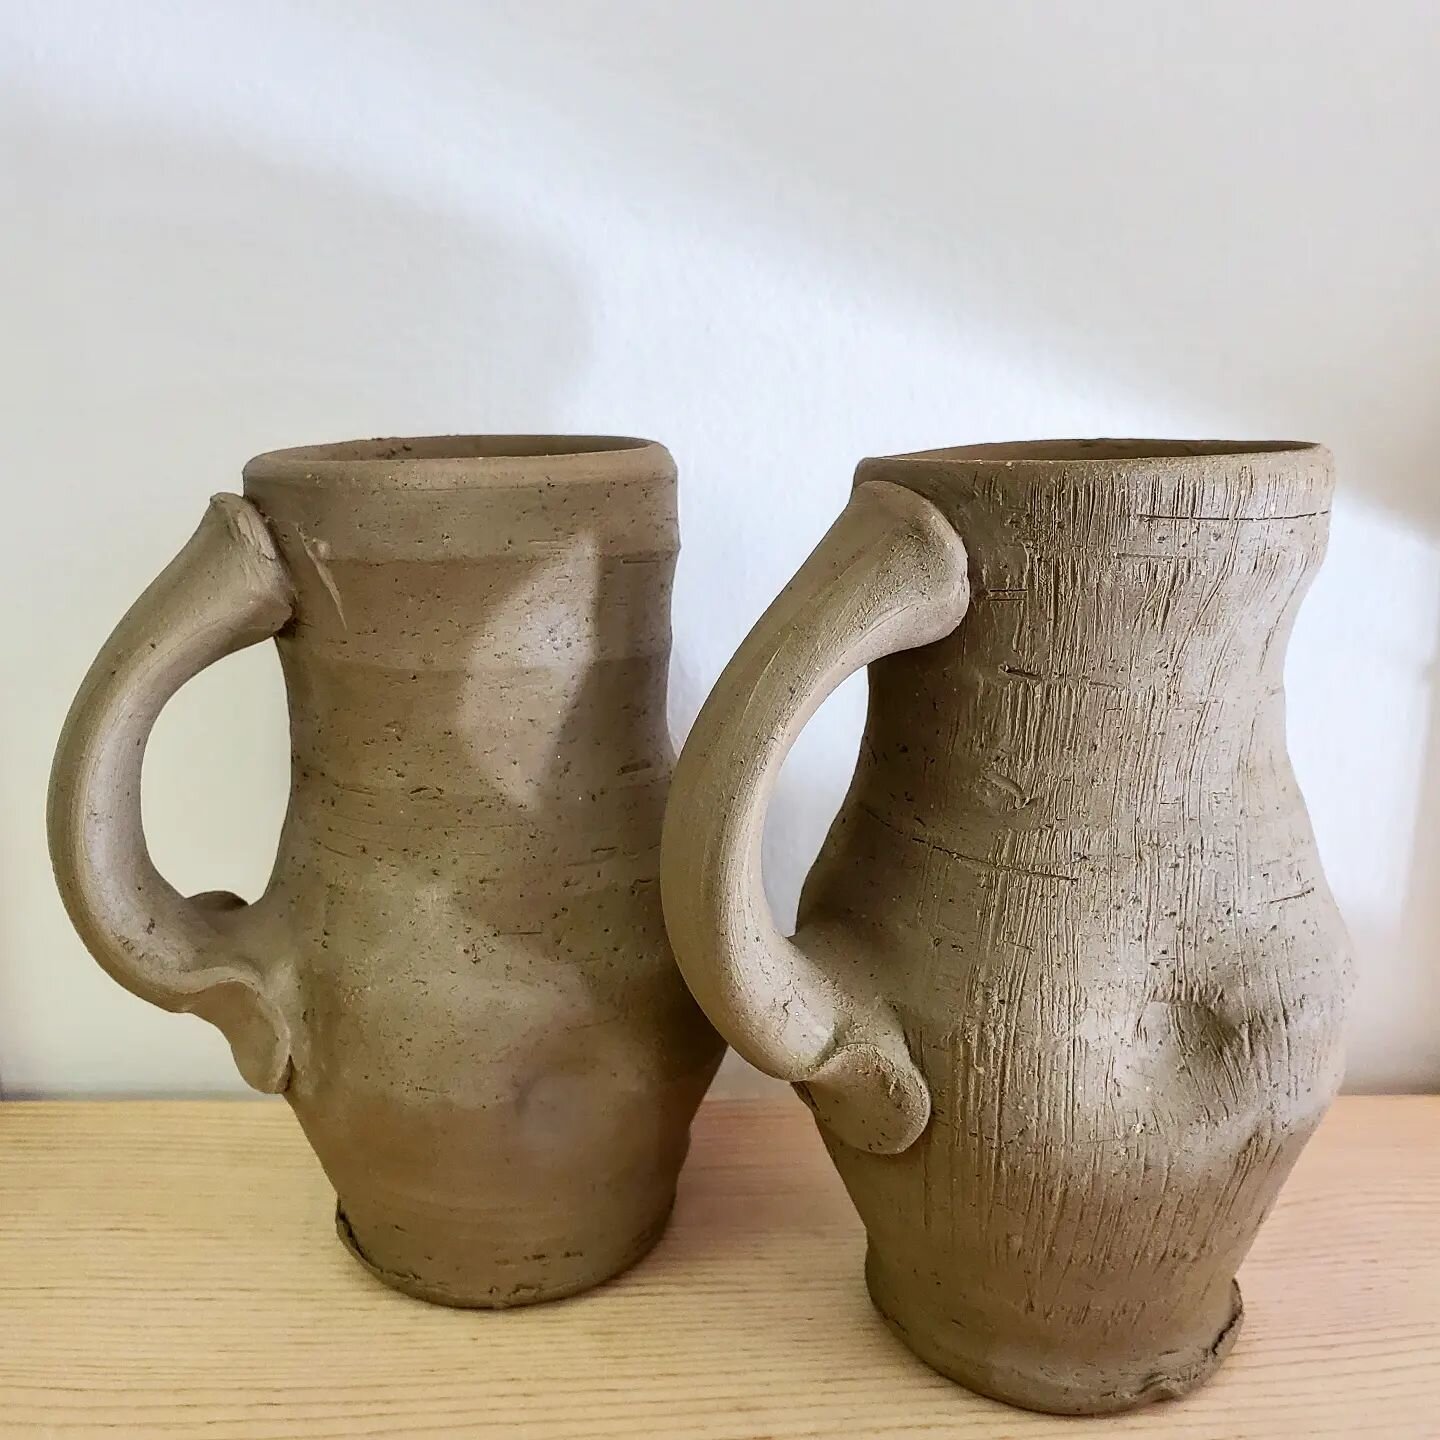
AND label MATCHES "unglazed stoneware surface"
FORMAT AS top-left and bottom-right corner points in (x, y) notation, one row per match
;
(662, 440), (1352, 1414)
(50, 435), (723, 1306)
